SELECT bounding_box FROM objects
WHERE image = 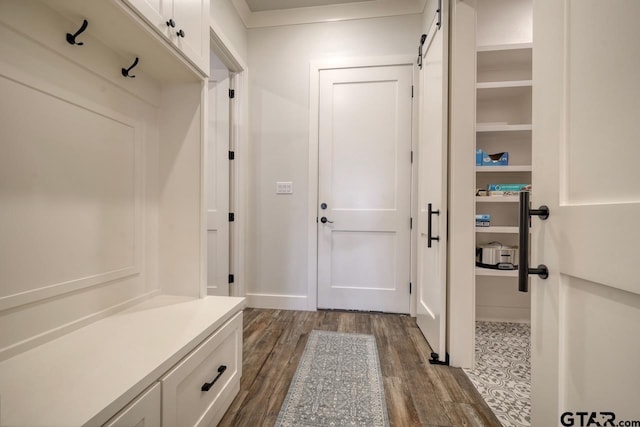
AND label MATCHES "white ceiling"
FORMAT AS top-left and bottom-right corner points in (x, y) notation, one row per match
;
(232, 0), (427, 28)
(244, 0), (373, 12)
